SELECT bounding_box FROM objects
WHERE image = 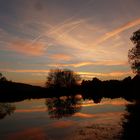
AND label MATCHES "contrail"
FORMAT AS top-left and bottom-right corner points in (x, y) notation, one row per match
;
(27, 0), (94, 46)
(94, 18), (140, 46)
